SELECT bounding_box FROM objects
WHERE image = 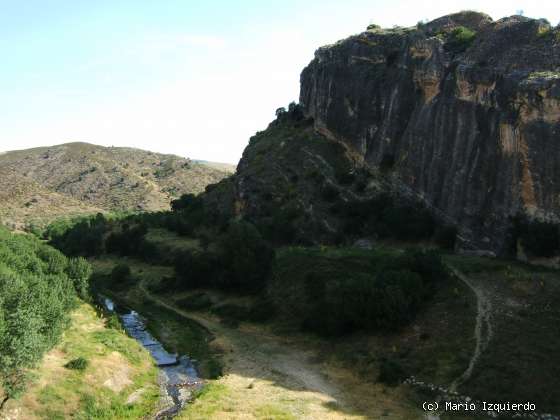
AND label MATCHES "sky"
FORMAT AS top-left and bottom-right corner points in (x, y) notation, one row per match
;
(0, 1), (558, 163)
